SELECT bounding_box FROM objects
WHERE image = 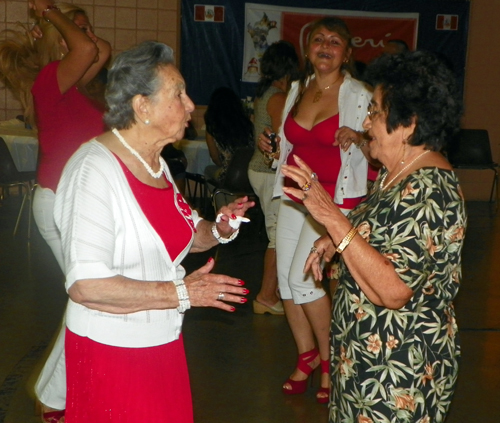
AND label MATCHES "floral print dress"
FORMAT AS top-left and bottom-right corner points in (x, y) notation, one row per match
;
(330, 167), (467, 423)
